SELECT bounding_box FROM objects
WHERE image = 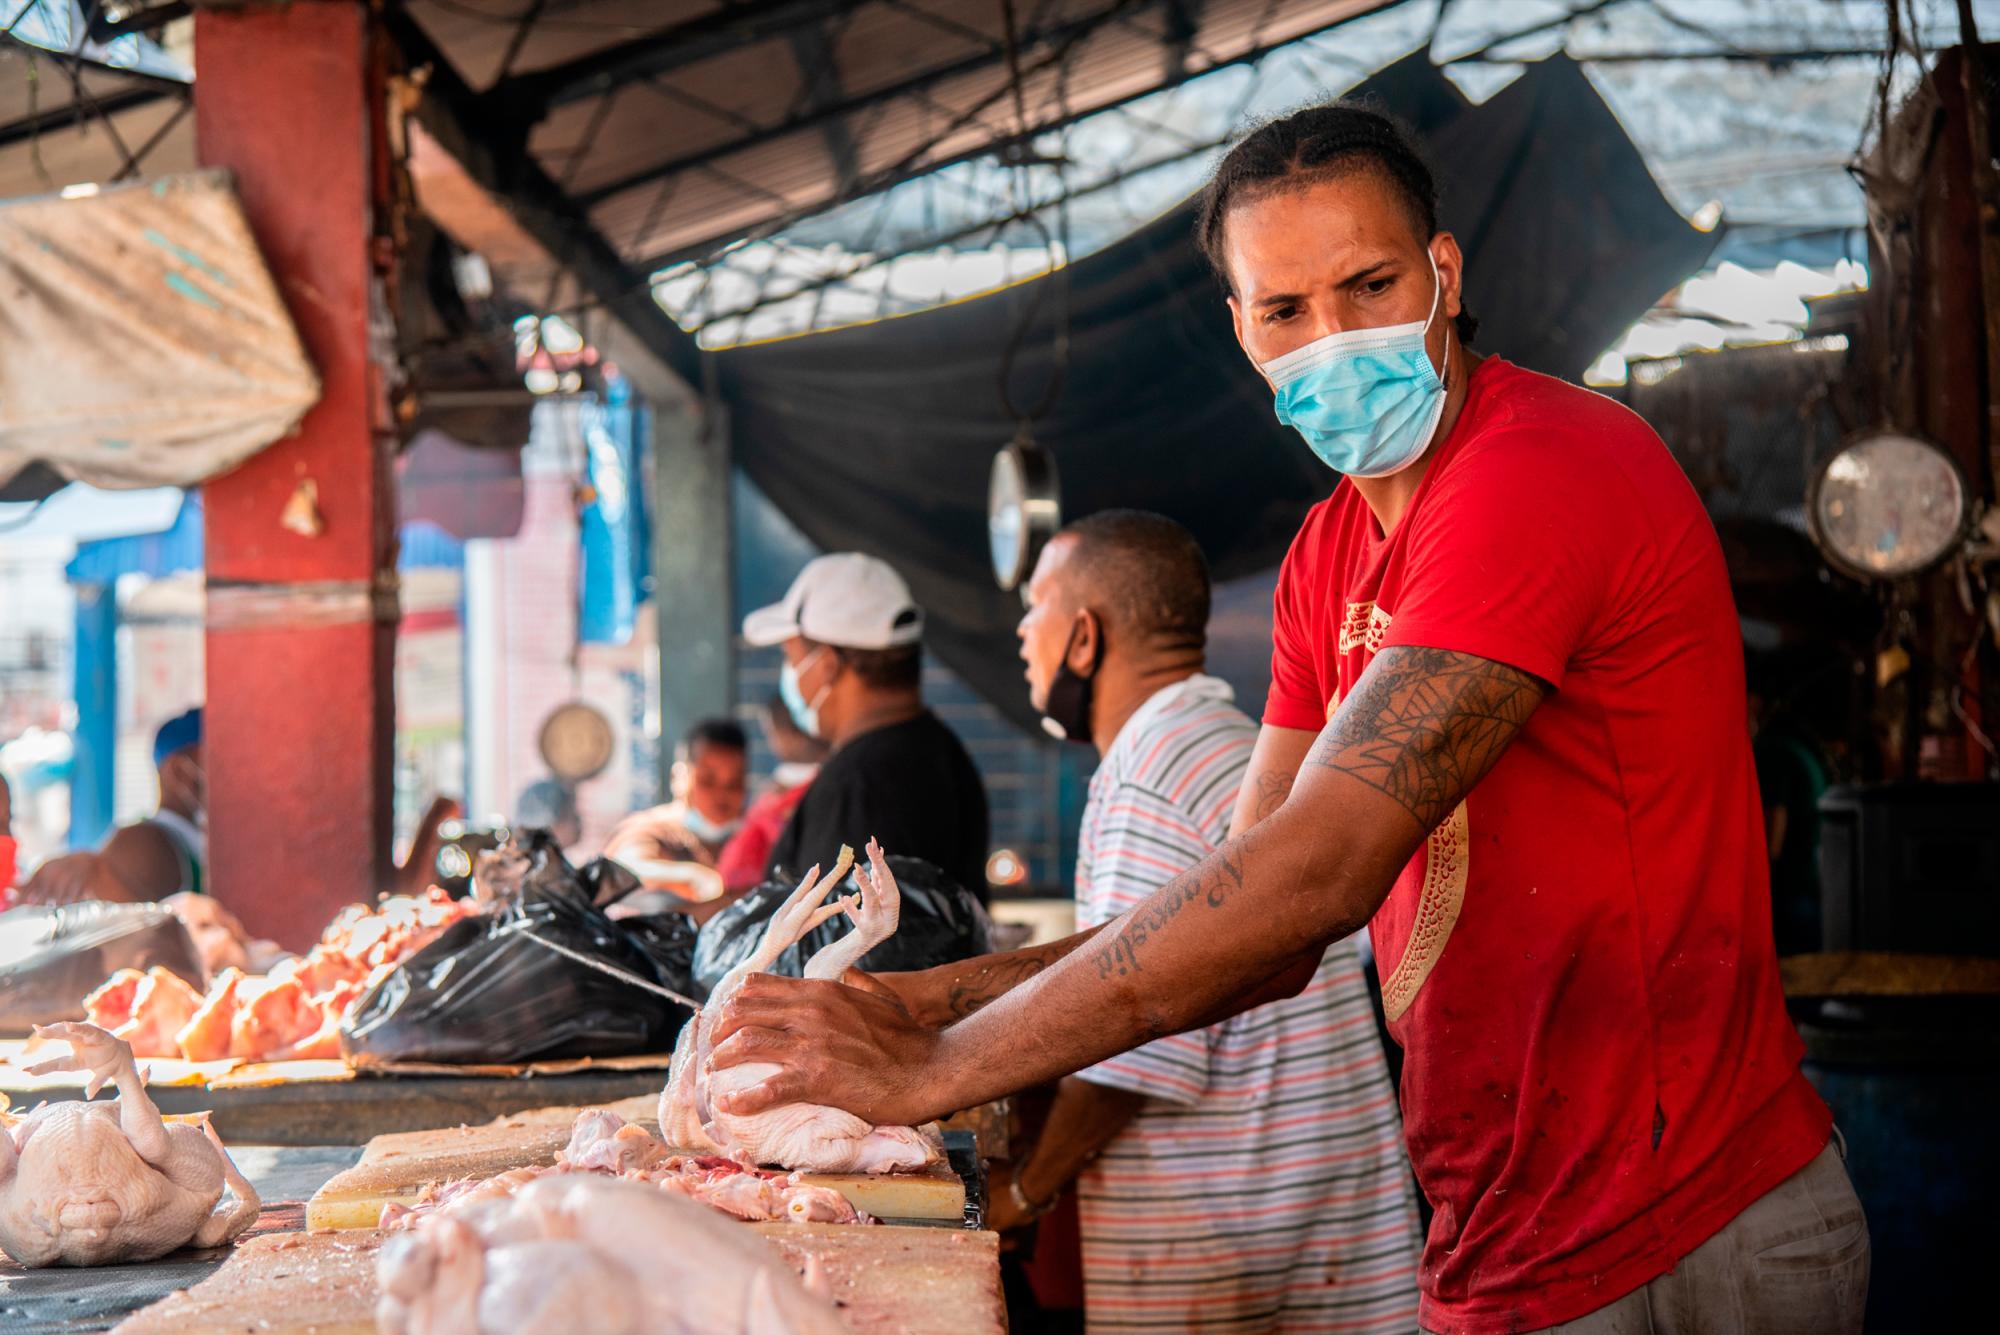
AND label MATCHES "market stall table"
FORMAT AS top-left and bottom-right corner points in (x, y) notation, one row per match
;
(1, 1110), (999, 1332)
(0, 1144), (361, 1334)
(0, 1039), (672, 1144)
